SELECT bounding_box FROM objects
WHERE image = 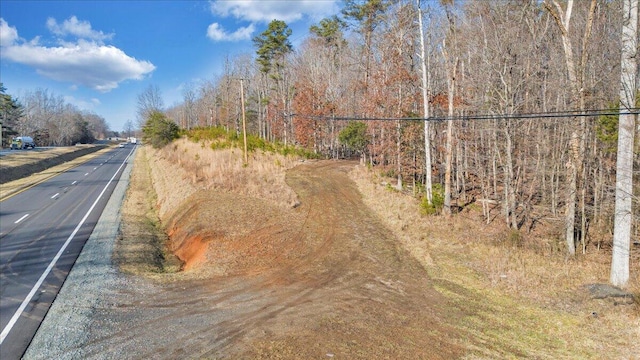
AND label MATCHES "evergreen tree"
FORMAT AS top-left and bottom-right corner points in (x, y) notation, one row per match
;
(253, 20), (293, 78)
(142, 111), (180, 148)
(339, 121), (369, 161)
(0, 84), (23, 148)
